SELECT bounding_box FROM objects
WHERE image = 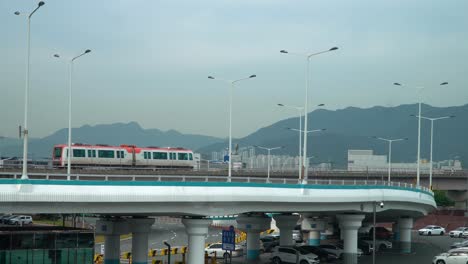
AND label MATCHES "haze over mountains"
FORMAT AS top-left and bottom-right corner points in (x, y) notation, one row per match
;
(1, 103), (467, 168)
(199, 103), (468, 168)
